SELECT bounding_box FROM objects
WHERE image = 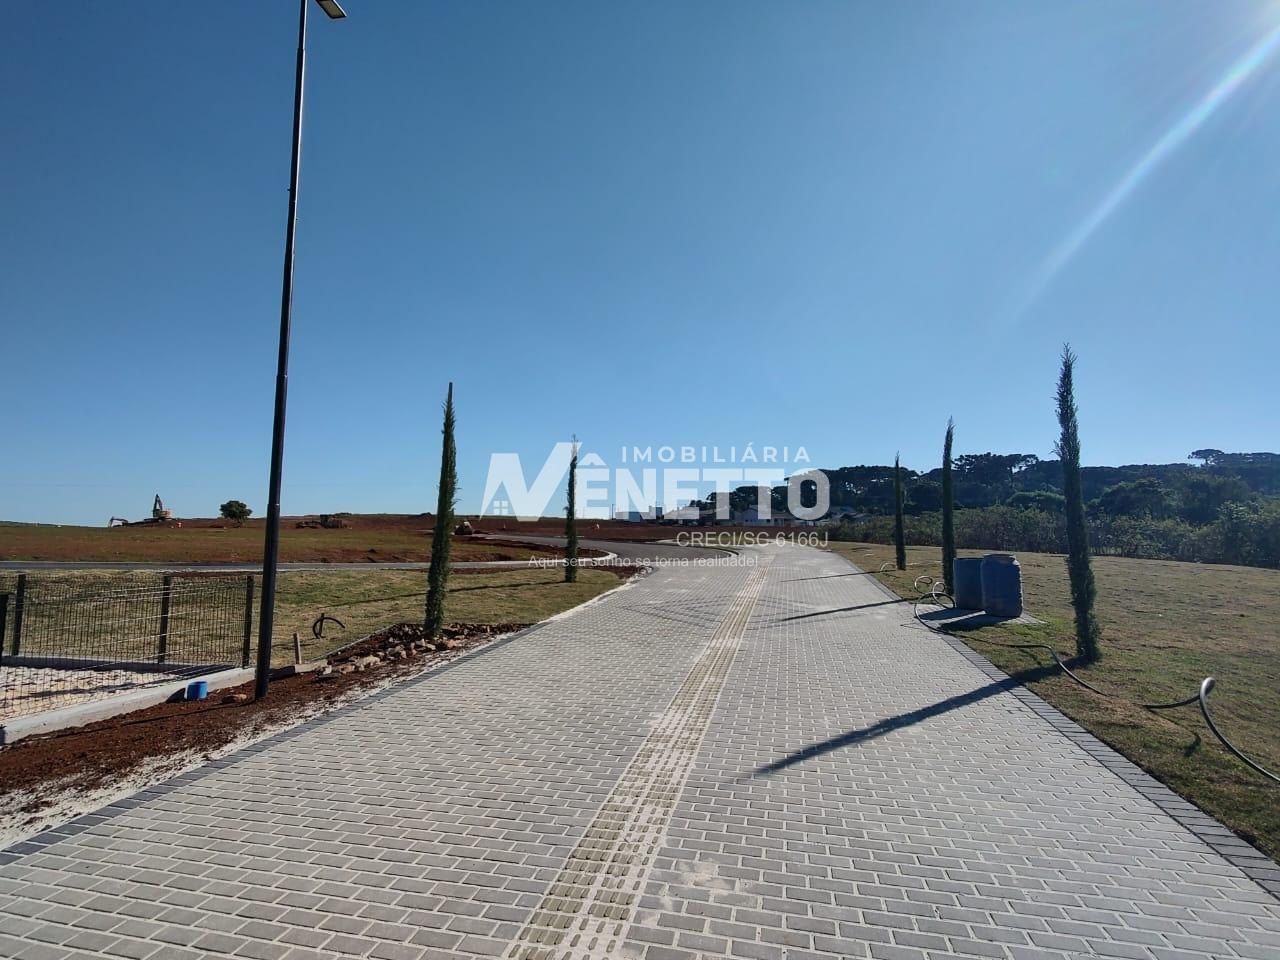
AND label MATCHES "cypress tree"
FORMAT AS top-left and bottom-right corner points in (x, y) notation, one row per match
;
(1056, 347), (1101, 661)
(424, 382), (457, 639)
(893, 453), (907, 571)
(941, 418), (956, 590)
(564, 440), (579, 583)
